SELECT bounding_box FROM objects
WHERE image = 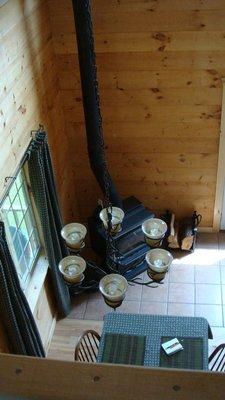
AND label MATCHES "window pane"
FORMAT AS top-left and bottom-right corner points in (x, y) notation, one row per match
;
(18, 255), (28, 276)
(12, 195), (23, 226)
(30, 230), (39, 256)
(1, 196), (11, 213)
(19, 186), (28, 214)
(12, 232), (24, 263)
(15, 172), (23, 189)
(19, 219), (29, 244)
(23, 241), (33, 270)
(6, 210), (17, 233)
(0, 168), (41, 290)
(24, 209), (34, 235)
